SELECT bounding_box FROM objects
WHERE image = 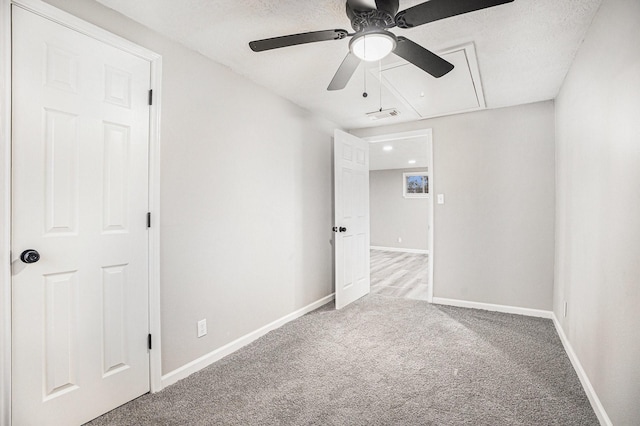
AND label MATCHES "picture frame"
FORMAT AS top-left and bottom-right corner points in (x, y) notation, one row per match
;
(403, 172), (429, 198)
